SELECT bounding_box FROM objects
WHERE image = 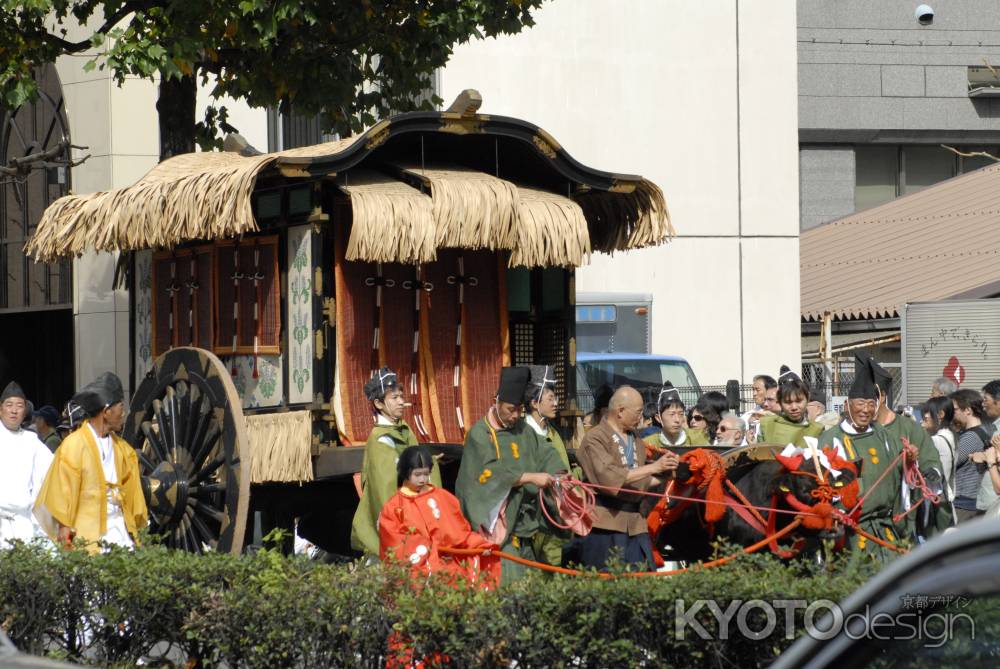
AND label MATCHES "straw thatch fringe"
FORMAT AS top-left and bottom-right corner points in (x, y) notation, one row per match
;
(340, 171), (437, 264)
(510, 187), (591, 268)
(245, 410), (315, 483)
(26, 129), (673, 266)
(397, 166), (518, 249)
(26, 138), (360, 263)
(574, 179), (674, 253)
